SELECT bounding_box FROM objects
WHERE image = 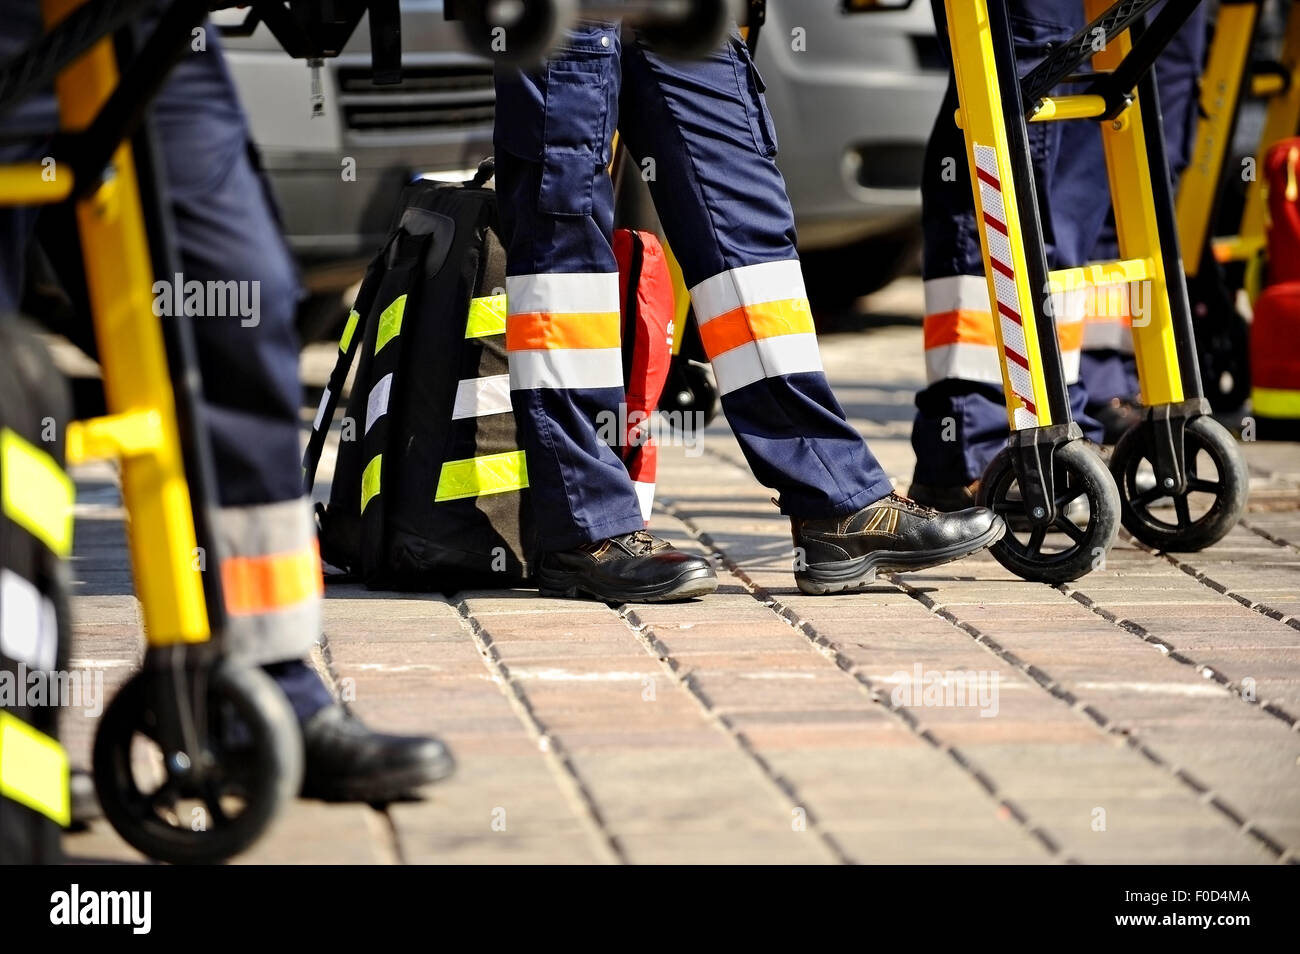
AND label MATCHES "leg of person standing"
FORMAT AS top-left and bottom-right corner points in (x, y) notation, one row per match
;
(493, 21), (1003, 600)
(909, 0), (1105, 510)
(0, 2), (453, 802)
